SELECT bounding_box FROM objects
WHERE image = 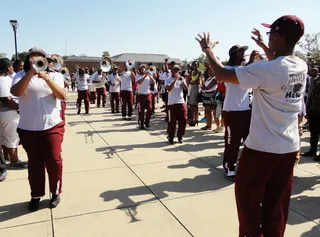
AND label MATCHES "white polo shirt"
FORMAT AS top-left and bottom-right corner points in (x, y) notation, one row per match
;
(136, 74), (151, 95)
(91, 72), (106, 89)
(121, 71), (133, 91)
(108, 74), (121, 93)
(165, 77), (185, 105)
(223, 65), (252, 111)
(235, 56), (307, 153)
(12, 71), (64, 131)
(75, 73), (90, 90)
